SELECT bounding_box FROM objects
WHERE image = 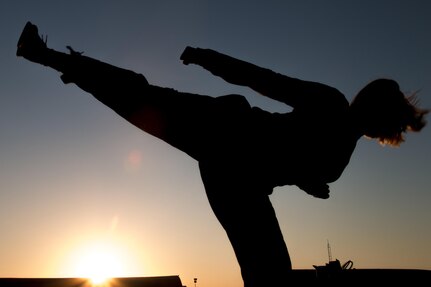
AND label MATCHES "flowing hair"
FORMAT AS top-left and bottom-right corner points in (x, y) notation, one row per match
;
(381, 91), (428, 146)
(351, 79), (429, 146)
